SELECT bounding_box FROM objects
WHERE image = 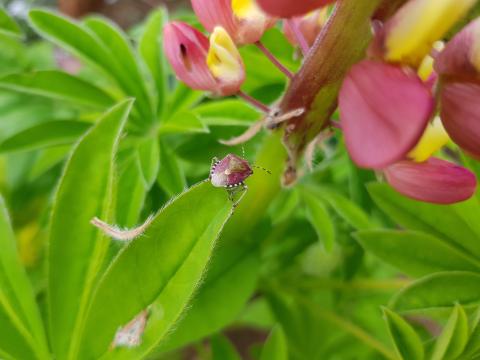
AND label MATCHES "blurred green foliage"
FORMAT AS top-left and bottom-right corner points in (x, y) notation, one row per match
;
(0, 5), (480, 360)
